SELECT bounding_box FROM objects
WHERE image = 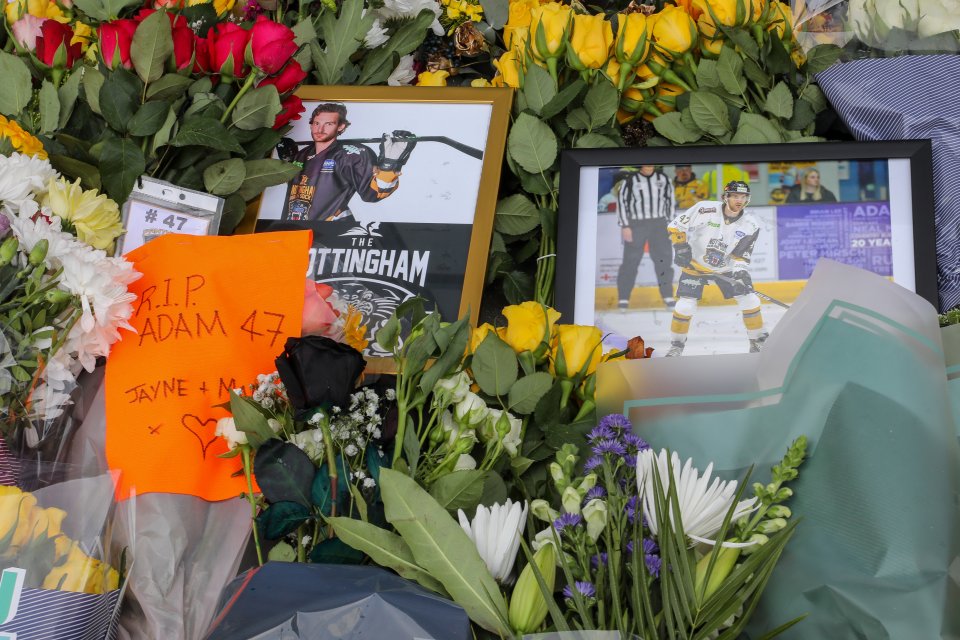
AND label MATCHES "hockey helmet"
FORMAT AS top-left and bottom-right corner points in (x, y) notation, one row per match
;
(723, 180), (751, 206)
